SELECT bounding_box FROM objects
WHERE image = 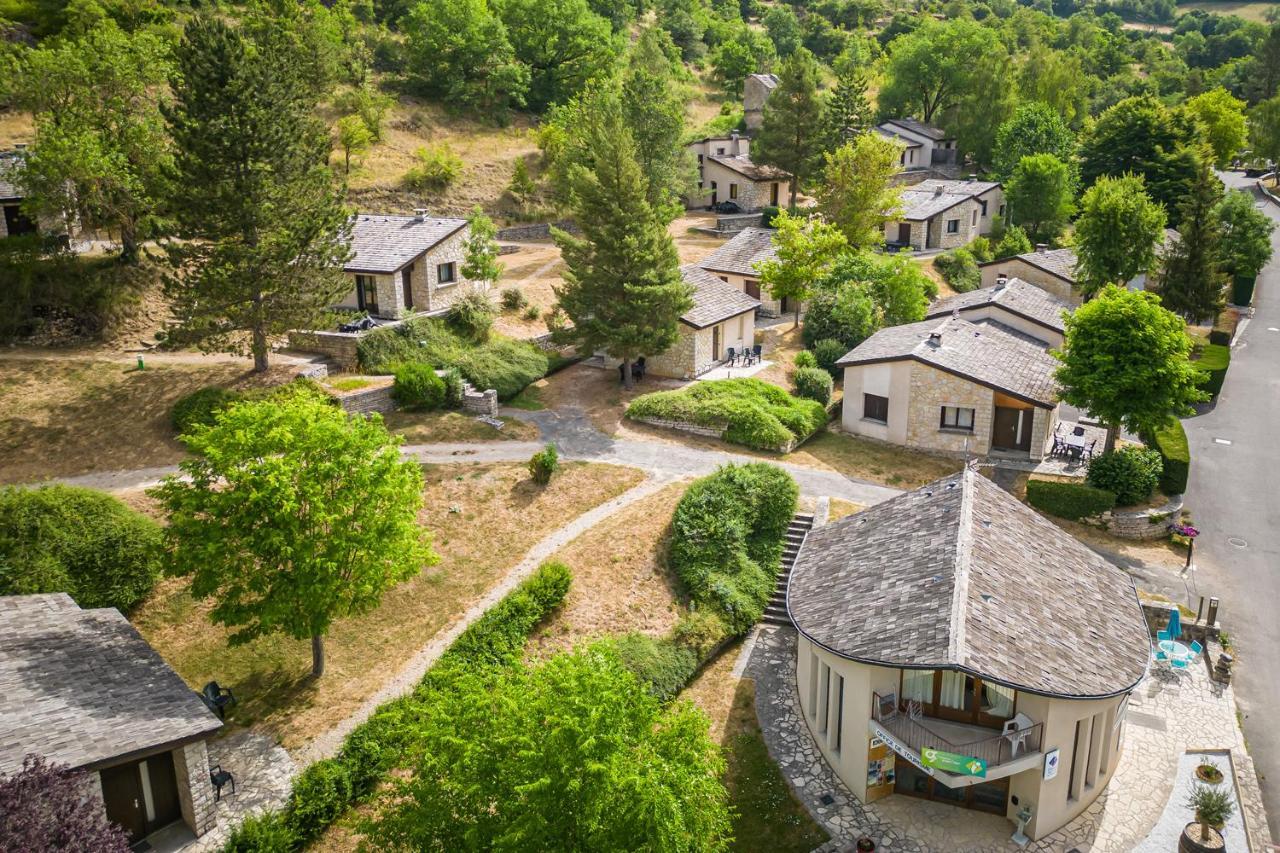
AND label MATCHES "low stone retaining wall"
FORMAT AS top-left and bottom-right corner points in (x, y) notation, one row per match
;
(495, 220), (579, 241)
(1103, 493), (1184, 540)
(288, 330), (362, 371)
(631, 416), (726, 440)
(462, 387), (498, 416)
(335, 383), (396, 415)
